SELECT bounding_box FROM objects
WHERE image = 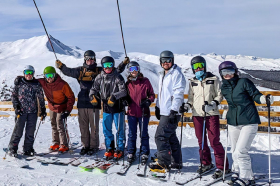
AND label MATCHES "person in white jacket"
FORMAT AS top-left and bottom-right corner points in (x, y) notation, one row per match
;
(148, 50), (186, 171)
